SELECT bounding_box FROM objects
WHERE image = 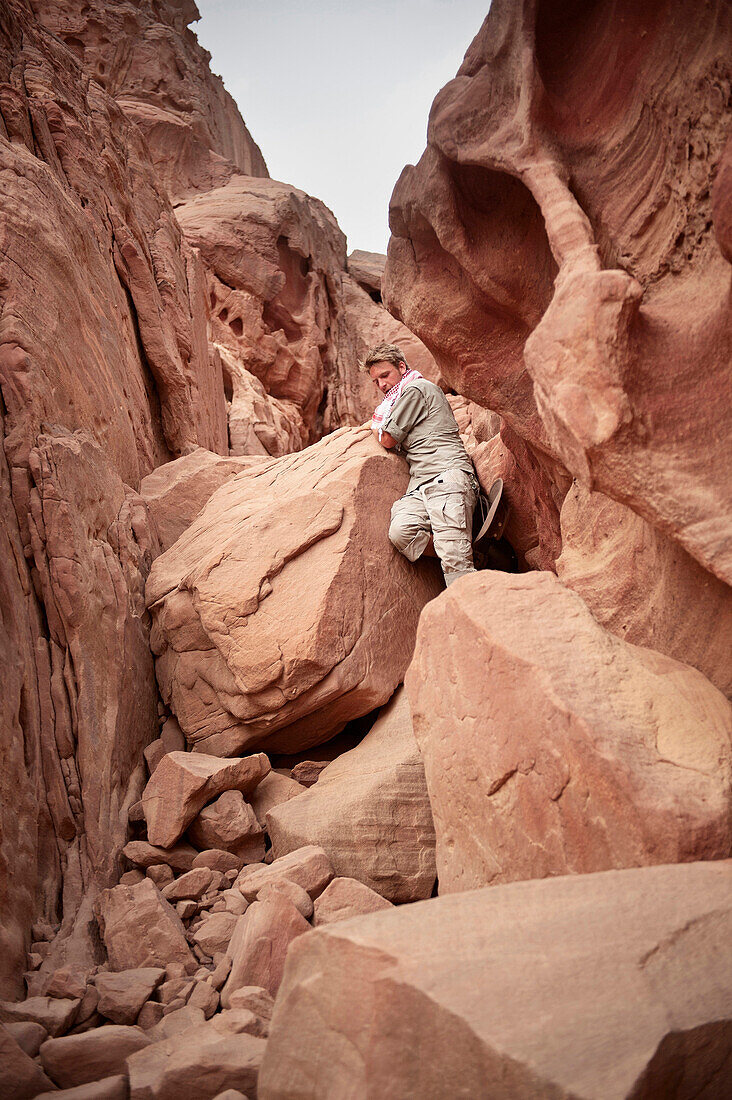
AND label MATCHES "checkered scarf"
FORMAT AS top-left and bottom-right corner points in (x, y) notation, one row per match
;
(371, 369), (423, 440)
